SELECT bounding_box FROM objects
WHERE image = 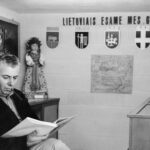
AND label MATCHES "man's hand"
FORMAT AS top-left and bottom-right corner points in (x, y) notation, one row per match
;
(27, 130), (49, 147)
